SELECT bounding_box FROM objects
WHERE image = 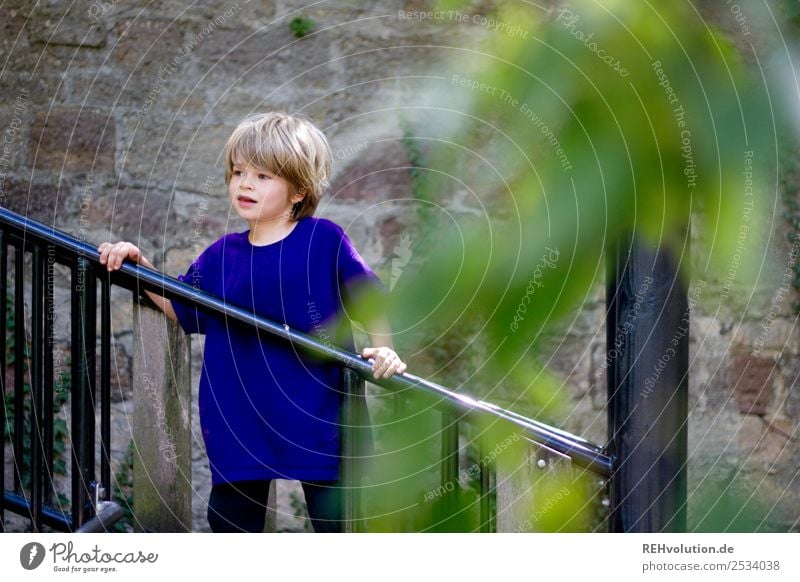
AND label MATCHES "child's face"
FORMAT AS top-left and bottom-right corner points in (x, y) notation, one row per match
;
(228, 160), (302, 224)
